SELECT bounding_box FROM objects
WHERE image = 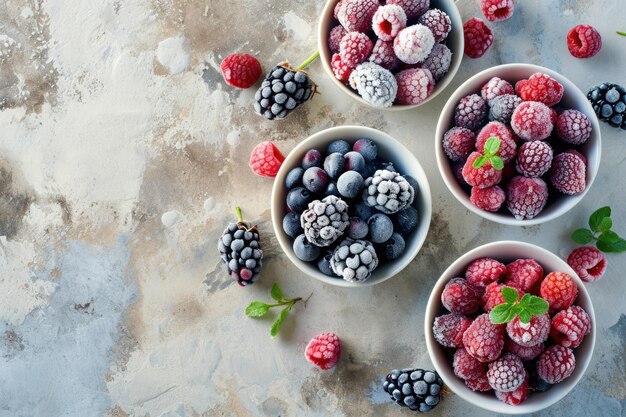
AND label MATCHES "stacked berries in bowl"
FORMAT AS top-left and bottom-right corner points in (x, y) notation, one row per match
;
(318, 0), (463, 108)
(436, 64), (601, 225)
(425, 241), (595, 414)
